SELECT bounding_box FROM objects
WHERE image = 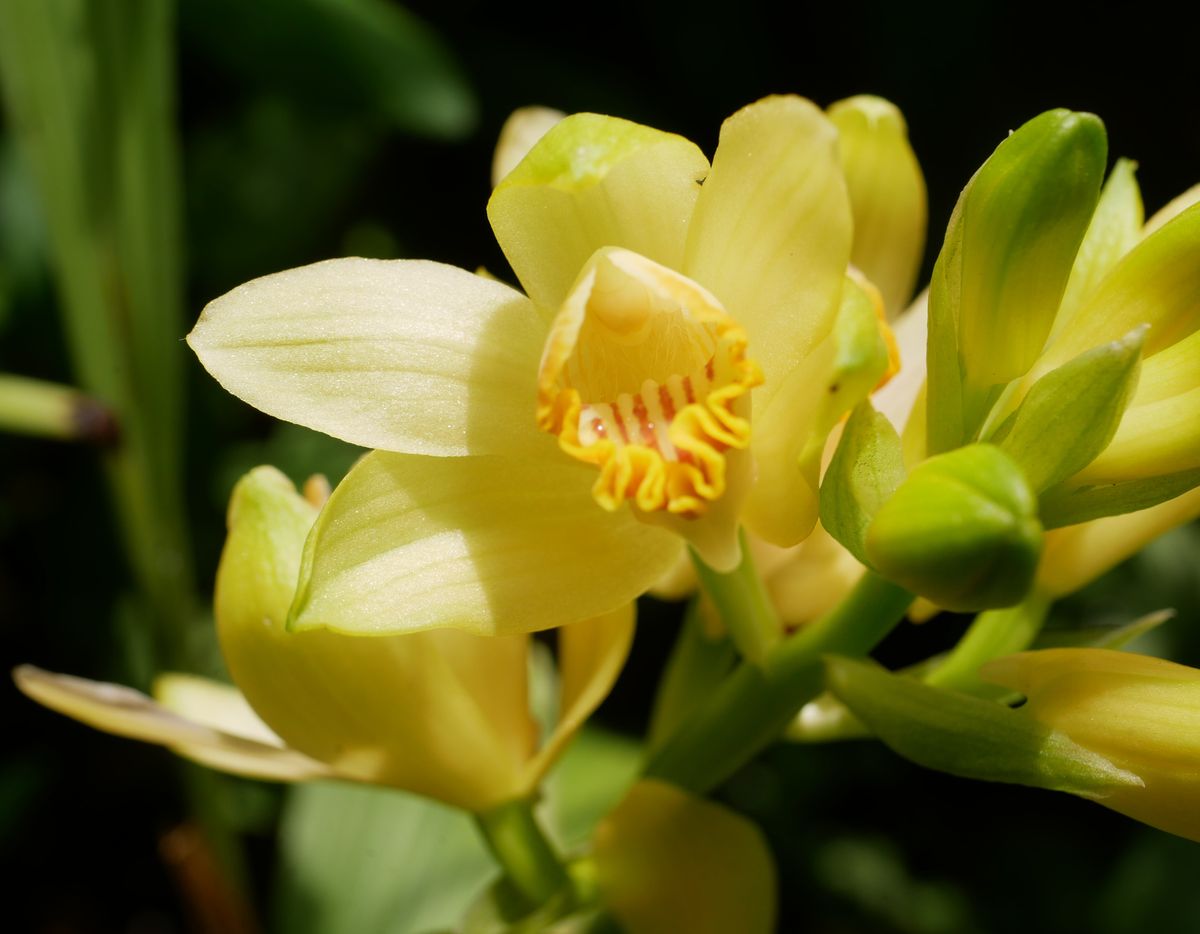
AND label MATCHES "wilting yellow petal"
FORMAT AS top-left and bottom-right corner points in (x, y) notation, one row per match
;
(189, 258), (546, 457)
(488, 113), (709, 314)
(522, 603), (635, 787)
(289, 450), (684, 637)
(1037, 486), (1200, 597)
(827, 95), (927, 318)
(593, 779), (777, 934)
(219, 466), (537, 811)
(685, 95), (852, 406)
(491, 106), (565, 187)
(13, 666), (331, 782)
